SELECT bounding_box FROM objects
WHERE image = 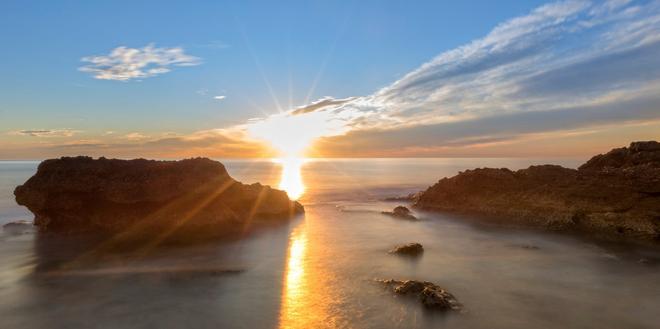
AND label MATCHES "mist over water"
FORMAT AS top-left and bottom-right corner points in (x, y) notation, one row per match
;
(1, 159), (659, 329)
